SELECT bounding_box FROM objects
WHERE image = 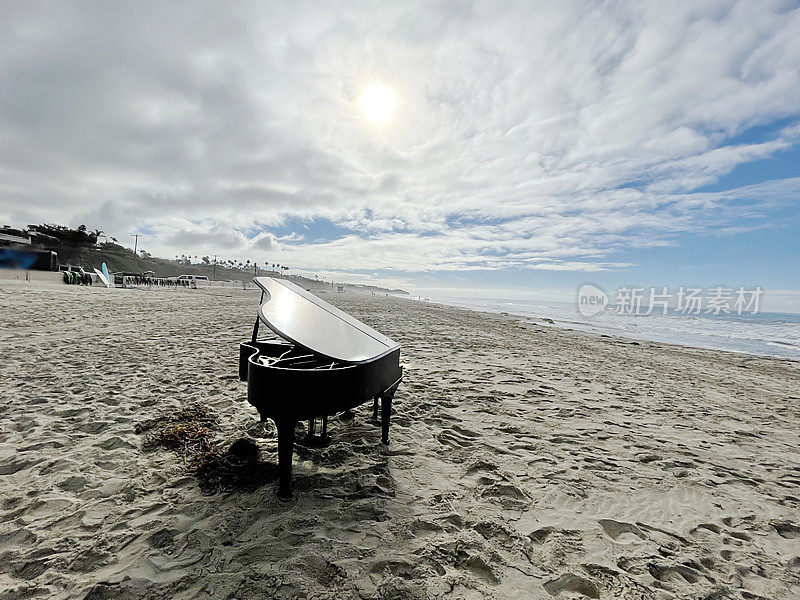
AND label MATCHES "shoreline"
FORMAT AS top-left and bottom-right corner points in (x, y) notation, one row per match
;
(4, 276), (795, 361)
(407, 294), (800, 362)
